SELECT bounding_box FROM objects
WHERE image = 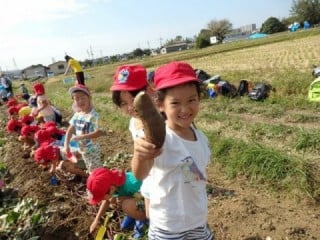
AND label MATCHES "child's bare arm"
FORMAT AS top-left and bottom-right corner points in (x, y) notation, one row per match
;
(71, 129), (102, 141)
(90, 200), (109, 234)
(64, 125), (75, 152)
(131, 137), (161, 180)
